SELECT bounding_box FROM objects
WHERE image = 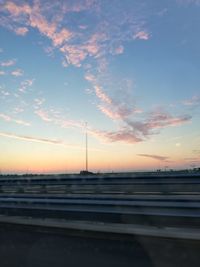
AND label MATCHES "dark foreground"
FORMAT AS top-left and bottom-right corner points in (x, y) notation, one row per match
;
(0, 222), (199, 267)
(0, 171), (200, 266)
